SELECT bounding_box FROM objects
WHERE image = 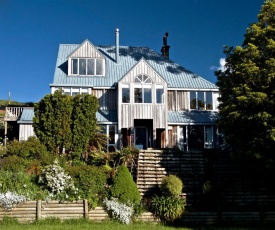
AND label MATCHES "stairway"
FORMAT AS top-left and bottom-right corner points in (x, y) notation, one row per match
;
(136, 149), (205, 206)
